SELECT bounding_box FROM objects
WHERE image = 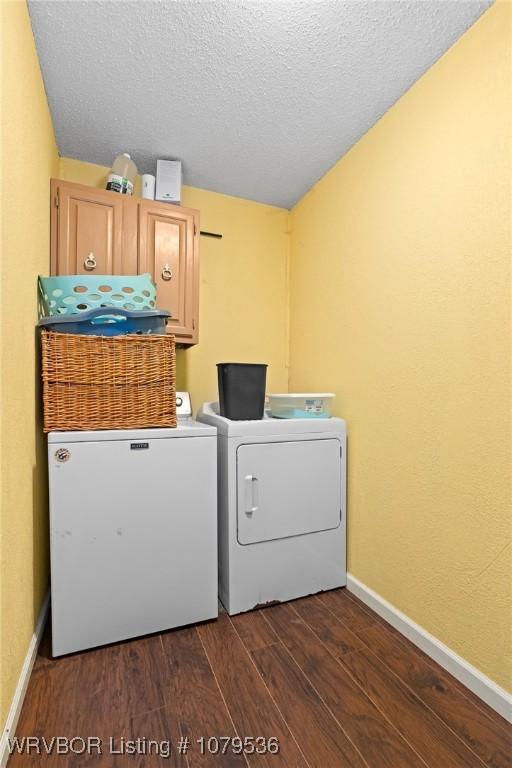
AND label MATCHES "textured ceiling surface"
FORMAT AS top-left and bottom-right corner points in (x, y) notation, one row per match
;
(28, 0), (492, 208)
